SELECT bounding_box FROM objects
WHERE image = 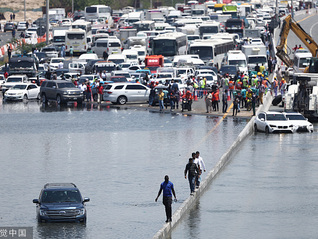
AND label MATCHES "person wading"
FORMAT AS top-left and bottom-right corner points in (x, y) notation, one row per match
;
(155, 175), (177, 223)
